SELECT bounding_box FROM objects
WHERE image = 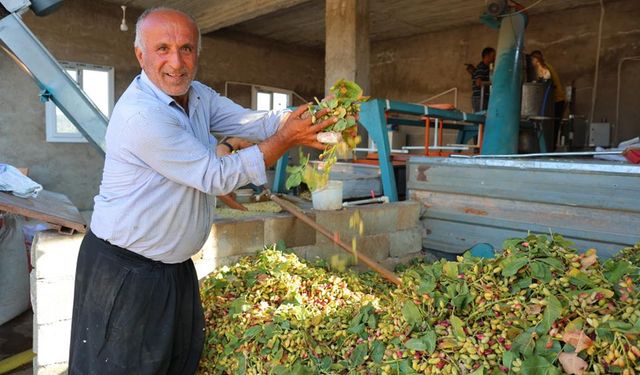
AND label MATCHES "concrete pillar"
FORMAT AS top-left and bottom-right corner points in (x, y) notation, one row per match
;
(324, 0), (370, 96)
